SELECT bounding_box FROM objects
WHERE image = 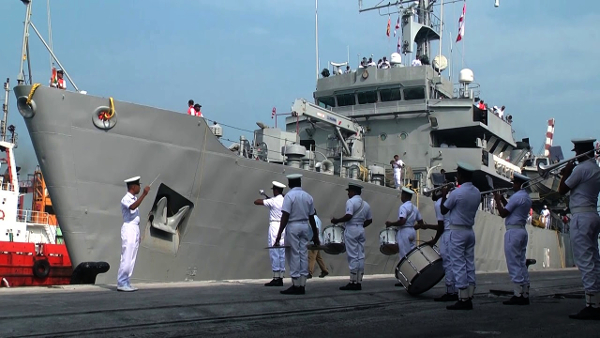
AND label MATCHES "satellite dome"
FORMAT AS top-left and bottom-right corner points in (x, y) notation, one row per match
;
(390, 53), (402, 65)
(433, 55), (448, 71)
(459, 68), (474, 83)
